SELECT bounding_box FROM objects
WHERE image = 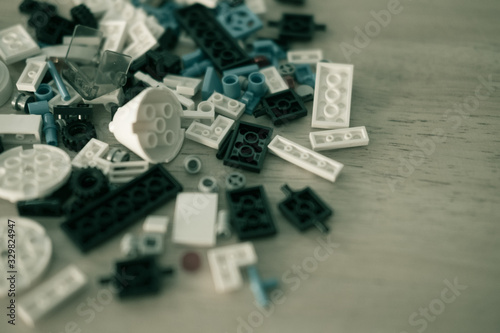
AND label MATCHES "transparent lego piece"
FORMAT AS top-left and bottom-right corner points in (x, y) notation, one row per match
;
(309, 126), (369, 151)
(99, 20), (127, 53)
(62, 25), (132, 100)
(16, 61), (48, 92)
